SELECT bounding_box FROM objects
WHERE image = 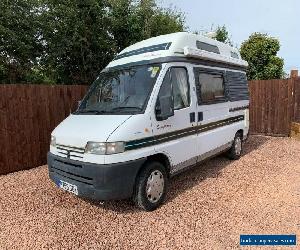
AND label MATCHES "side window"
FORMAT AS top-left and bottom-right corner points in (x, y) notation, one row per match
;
(198, 72), (225, 103)
(156, 67), (190, 111)
(196, 41), (220, 54)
